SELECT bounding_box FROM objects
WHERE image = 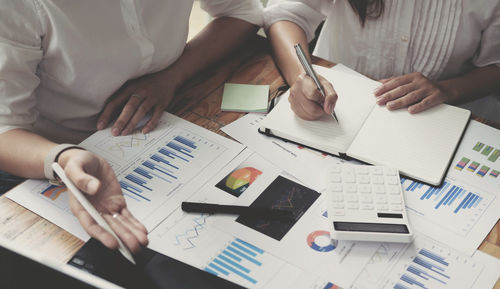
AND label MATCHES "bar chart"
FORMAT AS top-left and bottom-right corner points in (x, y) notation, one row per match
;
(204, 238), (266, 286)
(38, 184), (71, 212)
(385, 237), (483, 289)
(112, 128), (230, 222)
(401, 177), (494, 236)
